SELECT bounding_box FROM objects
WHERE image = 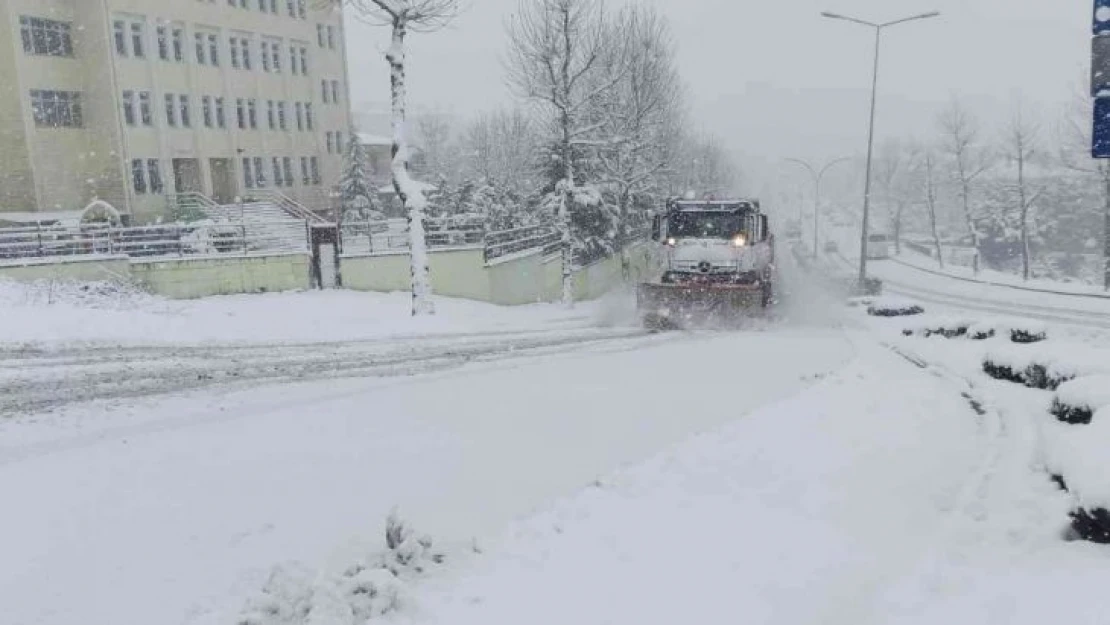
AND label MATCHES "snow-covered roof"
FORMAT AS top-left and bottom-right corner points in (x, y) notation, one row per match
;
(358, 132), (393, 146)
